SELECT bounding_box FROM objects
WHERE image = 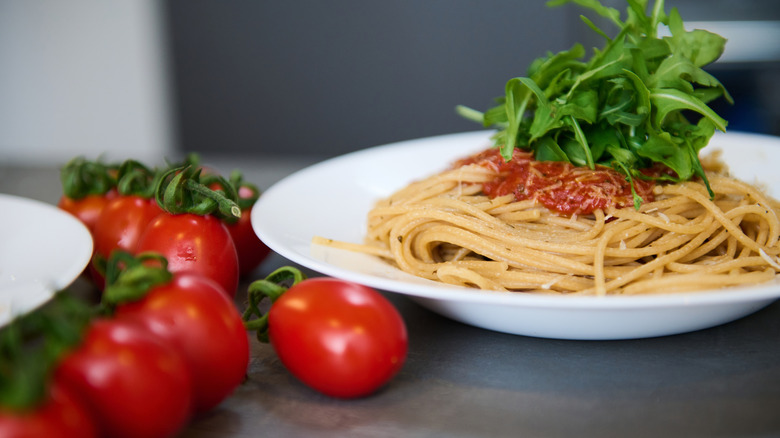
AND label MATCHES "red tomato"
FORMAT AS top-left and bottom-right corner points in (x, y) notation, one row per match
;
(0, 379), (98, 438)
(114, 273), (249, 413)
(93, 195), (162, 257)
(135, 213), (239, 297)
(57, 190), (117, 234)
(54, 319), (192, 438)
(268, 278), (408, 398)
(226, 204), (270, 277)
(90, 195), (163, 288)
